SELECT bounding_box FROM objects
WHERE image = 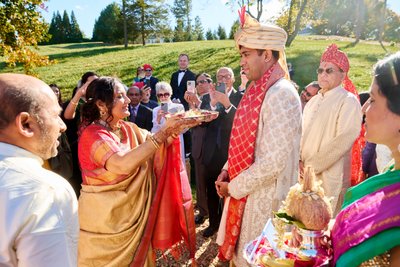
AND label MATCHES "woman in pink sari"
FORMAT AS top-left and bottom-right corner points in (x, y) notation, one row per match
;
(77, 77), (197, 266)
(331, 52), (400, 266)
